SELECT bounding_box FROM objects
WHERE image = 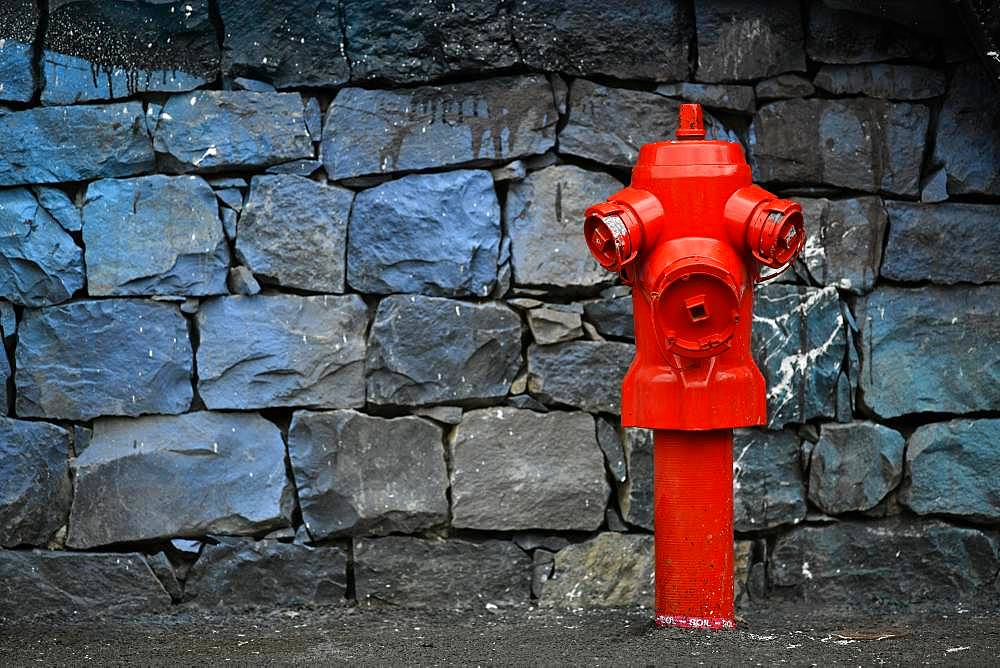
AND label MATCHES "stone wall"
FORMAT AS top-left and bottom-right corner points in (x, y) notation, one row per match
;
(1, 1), (998, 620)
